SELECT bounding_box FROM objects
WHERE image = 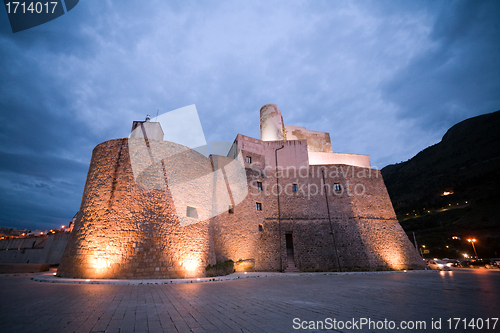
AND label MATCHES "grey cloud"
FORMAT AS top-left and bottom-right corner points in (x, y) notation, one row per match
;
(0, 152), (87, 179)
(1, 0), (499, 230)
(382, 0), (500, 131)
(17, 181), (52, 189)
